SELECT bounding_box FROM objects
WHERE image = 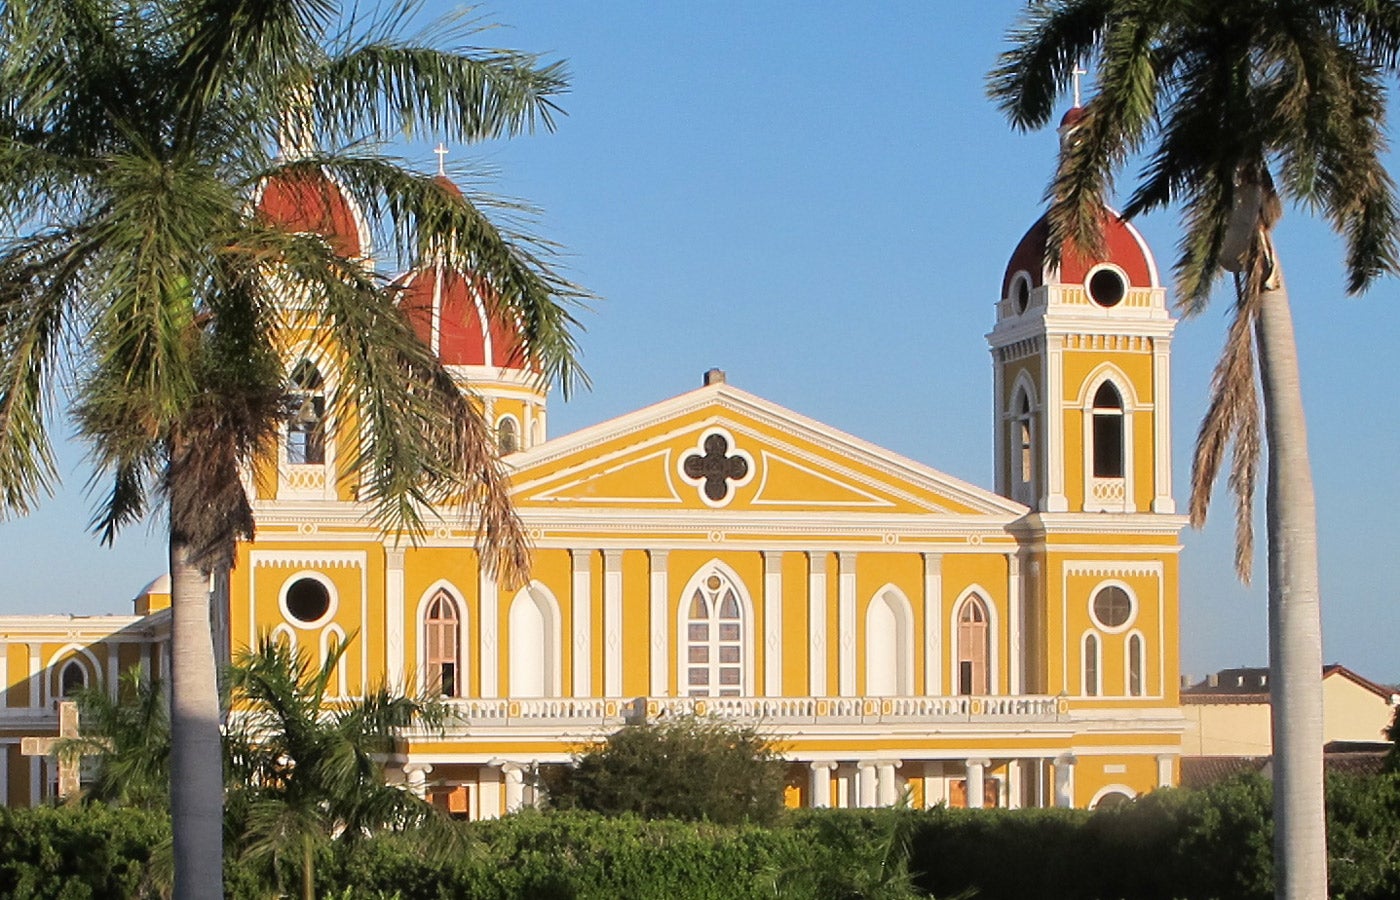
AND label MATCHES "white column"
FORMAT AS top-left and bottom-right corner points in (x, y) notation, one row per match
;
(966, 758), (990, 810)
(923, 554), (942, 696)
(403, 763), (432, 800)
(1007, 553), (1022, 695)
(993, 348), (1007, 496)
(855, 761), (878, 808)
(0, 740), (8, 806)
(603, 551), (623, 697)
(1054, 753), (1077, 808)
(27, 644), (41, 708)
(809, 761), (836, 808)
(1156, 753), (1174, 788)
(837, 553), (857, 697)
(649, 550), (668, 697)
(808, 554), (828, 696)
(105, 645), (119, 700)
(921, 762), (946, 809)
(876, 761), (900, 807)
(1151, 336), (1176, 513)
(0, 642), (7, 708)
(763, 552), (783, 696)
(502, 763), (525, 814)
(1045, 336), (1068, 512)
(1006, 759), (1022, 809)
(479, 567), (499, 698)
(478, 765), (502, 820)
(139, 645), (151, 683)
(571, 550), (592, 697)
(29, 756), (40, 808)
(385, 548), (406, 690)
